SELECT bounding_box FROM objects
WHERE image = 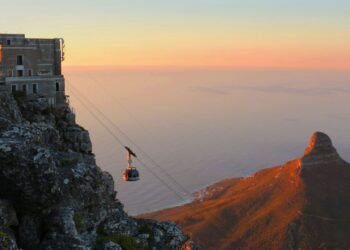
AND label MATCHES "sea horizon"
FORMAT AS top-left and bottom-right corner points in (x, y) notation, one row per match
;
(64, 67), (350, 215)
